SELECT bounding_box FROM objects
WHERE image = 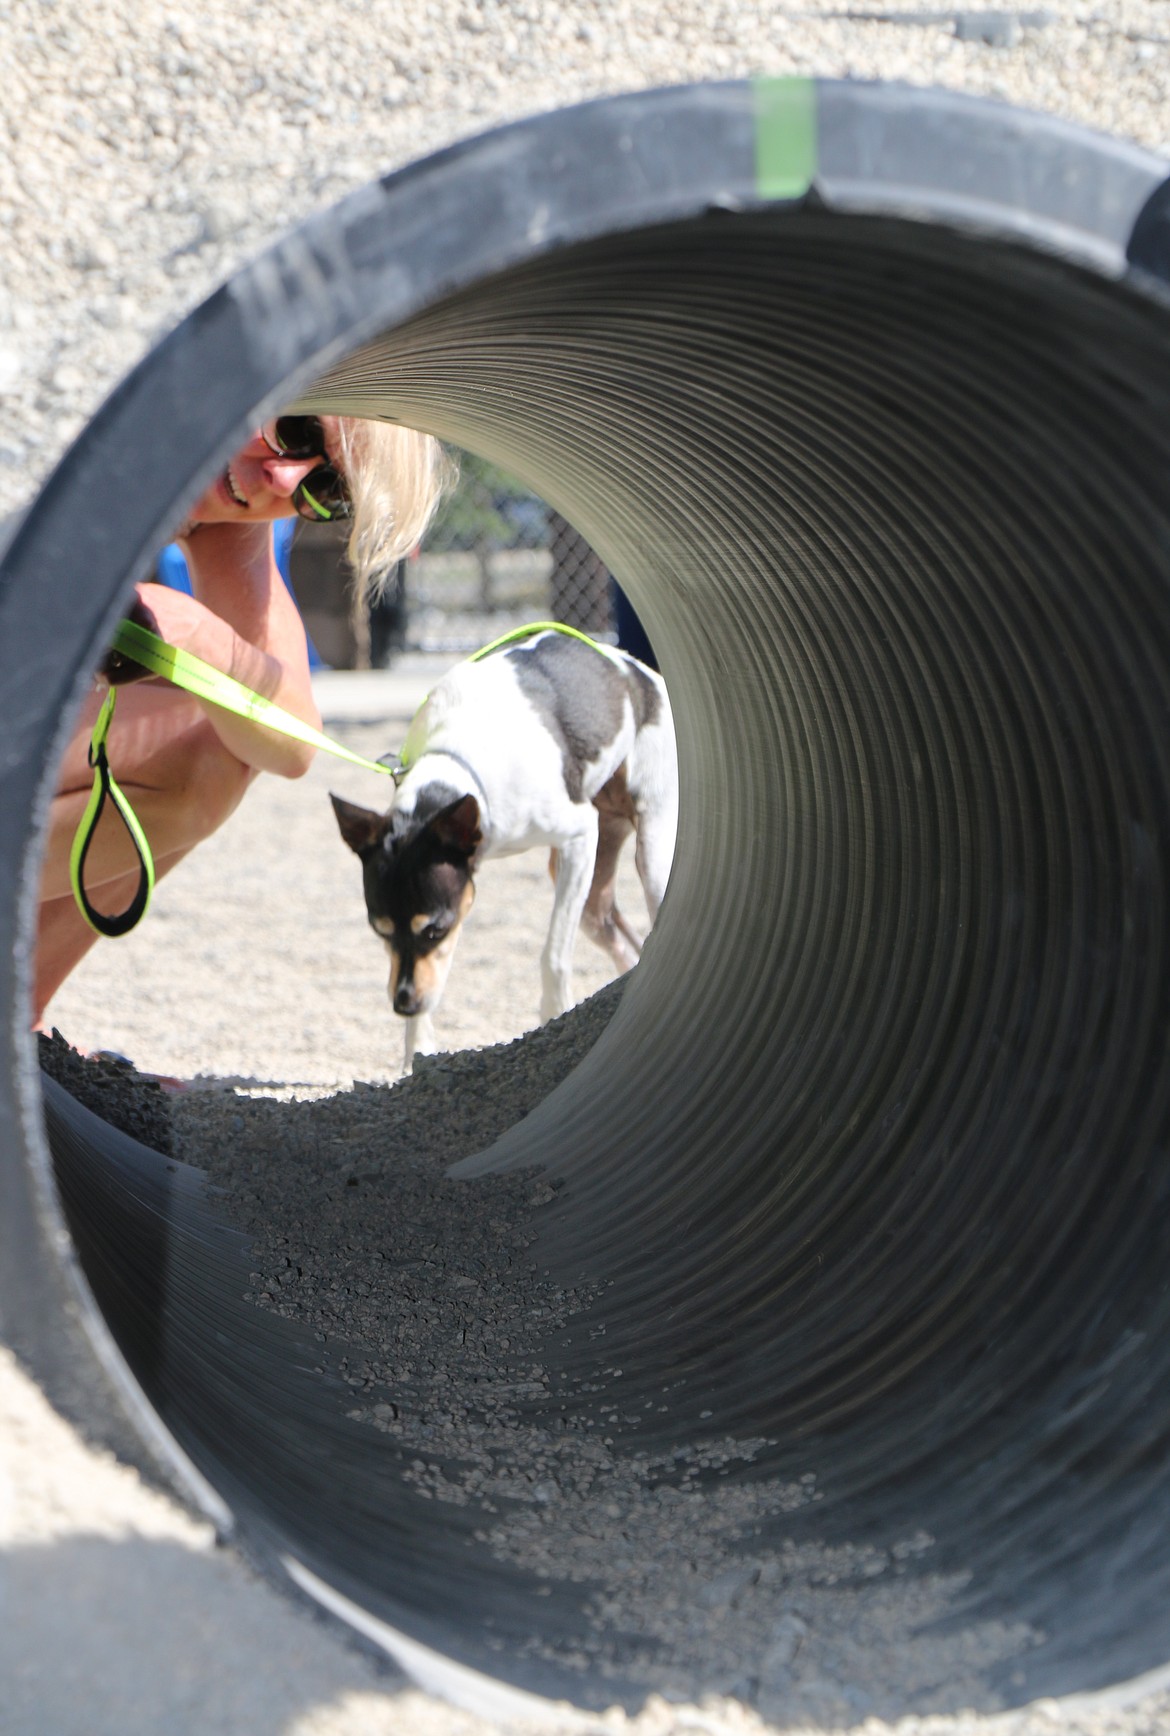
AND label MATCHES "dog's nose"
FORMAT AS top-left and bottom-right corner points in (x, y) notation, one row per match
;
(393, 983), (419, 1016)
